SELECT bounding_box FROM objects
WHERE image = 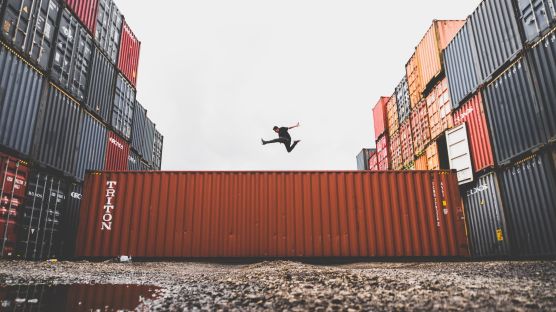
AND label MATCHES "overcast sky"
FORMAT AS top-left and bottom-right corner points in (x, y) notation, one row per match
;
(115, 0), (482, 171)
